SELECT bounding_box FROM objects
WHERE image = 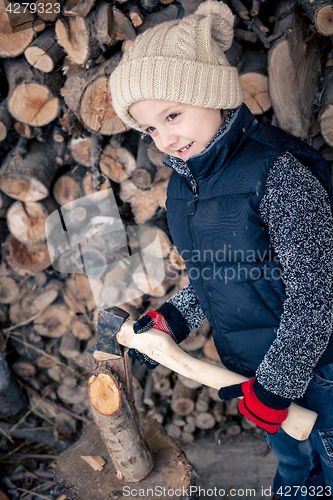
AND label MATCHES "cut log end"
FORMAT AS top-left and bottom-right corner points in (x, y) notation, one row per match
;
(316, 4), (333, 36)
(88, 373), (122, 416)
(8, 83), (59, 127)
